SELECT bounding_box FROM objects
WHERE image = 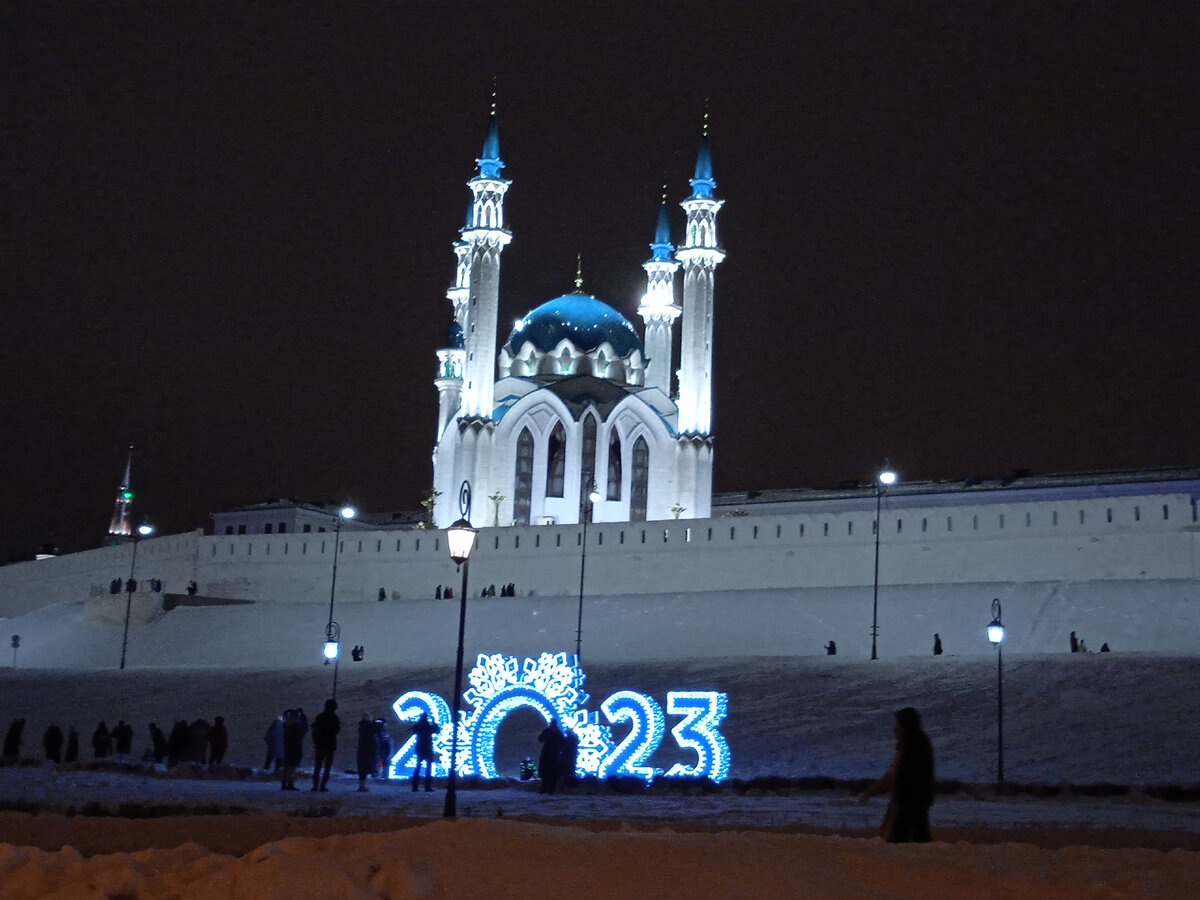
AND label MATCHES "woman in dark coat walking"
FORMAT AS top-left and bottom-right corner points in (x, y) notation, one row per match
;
(356, 714), (377, 791)
(859, 706), (935, 843)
